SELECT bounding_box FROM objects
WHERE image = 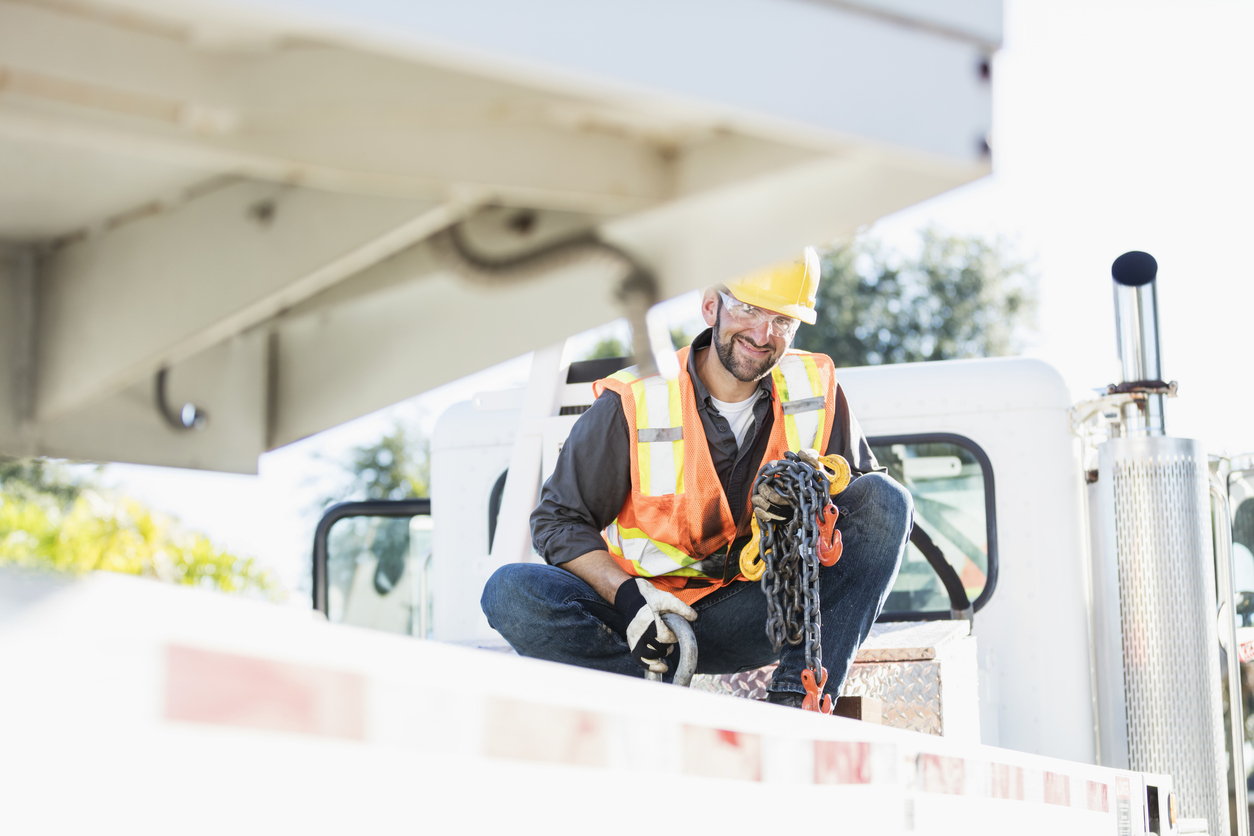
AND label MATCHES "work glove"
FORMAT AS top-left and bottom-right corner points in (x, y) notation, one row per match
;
(751, 449), (823, 526)
(614, 578), (698, 674)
